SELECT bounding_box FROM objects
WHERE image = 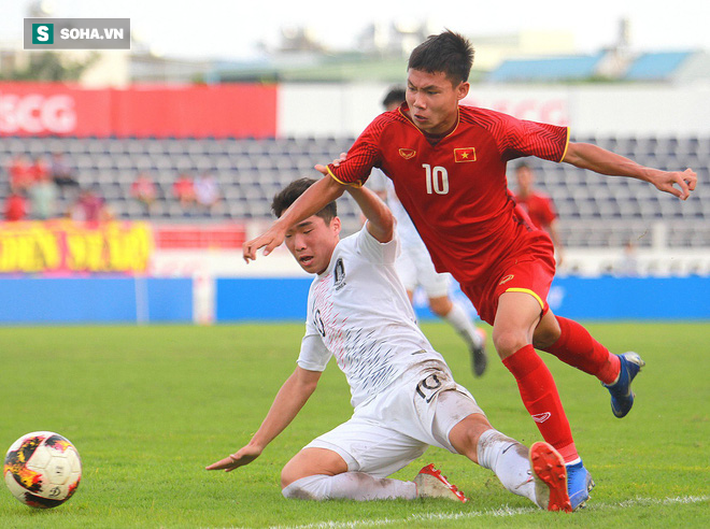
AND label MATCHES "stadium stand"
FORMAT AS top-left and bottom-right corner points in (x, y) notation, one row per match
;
(487, 50), (710, 84)
(623, 51), (694, 82)
(486, 53), (605, 83)
(1, 135), (708, 248)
